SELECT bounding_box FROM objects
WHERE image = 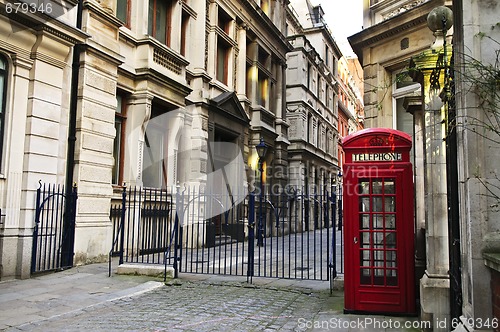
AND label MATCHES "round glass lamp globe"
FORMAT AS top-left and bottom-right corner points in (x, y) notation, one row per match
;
(427, 6), (453, 32)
